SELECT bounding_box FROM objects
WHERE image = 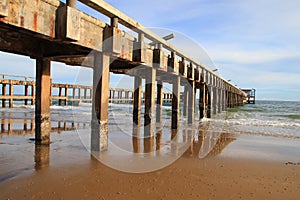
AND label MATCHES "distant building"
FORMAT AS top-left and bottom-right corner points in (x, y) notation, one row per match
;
(241, 89), (256, 104)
